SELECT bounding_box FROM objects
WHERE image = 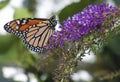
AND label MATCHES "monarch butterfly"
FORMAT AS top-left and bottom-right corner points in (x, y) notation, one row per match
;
(4, 16), (57, 53)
